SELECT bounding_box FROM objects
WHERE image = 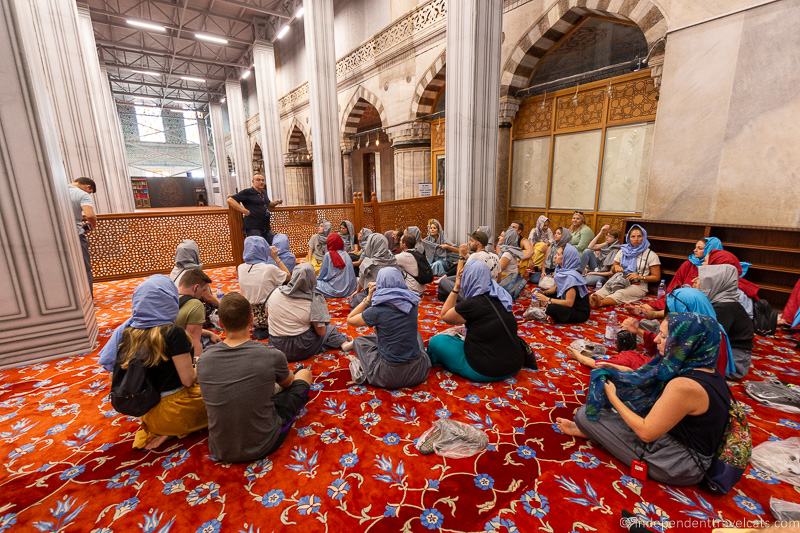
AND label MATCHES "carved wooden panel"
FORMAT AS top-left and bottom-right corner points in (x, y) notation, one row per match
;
(608, 77), (659, 123)
(513, 97), (553, 139)
(431, 119), (446, 151)
(547, 212), (575, 232)
(378, 196), (444, 235)
(555, 88), (605, 131)
(88, 209), (235, 281)
(271, 206), (357, 256)
(507, 210), (547, 236)
(362, 205), (377, 232)
(596, 214), (641, 234)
